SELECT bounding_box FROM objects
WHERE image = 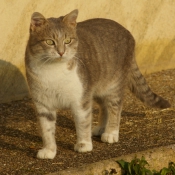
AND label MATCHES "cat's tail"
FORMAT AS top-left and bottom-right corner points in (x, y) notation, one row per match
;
(128, 58), (171, 109)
